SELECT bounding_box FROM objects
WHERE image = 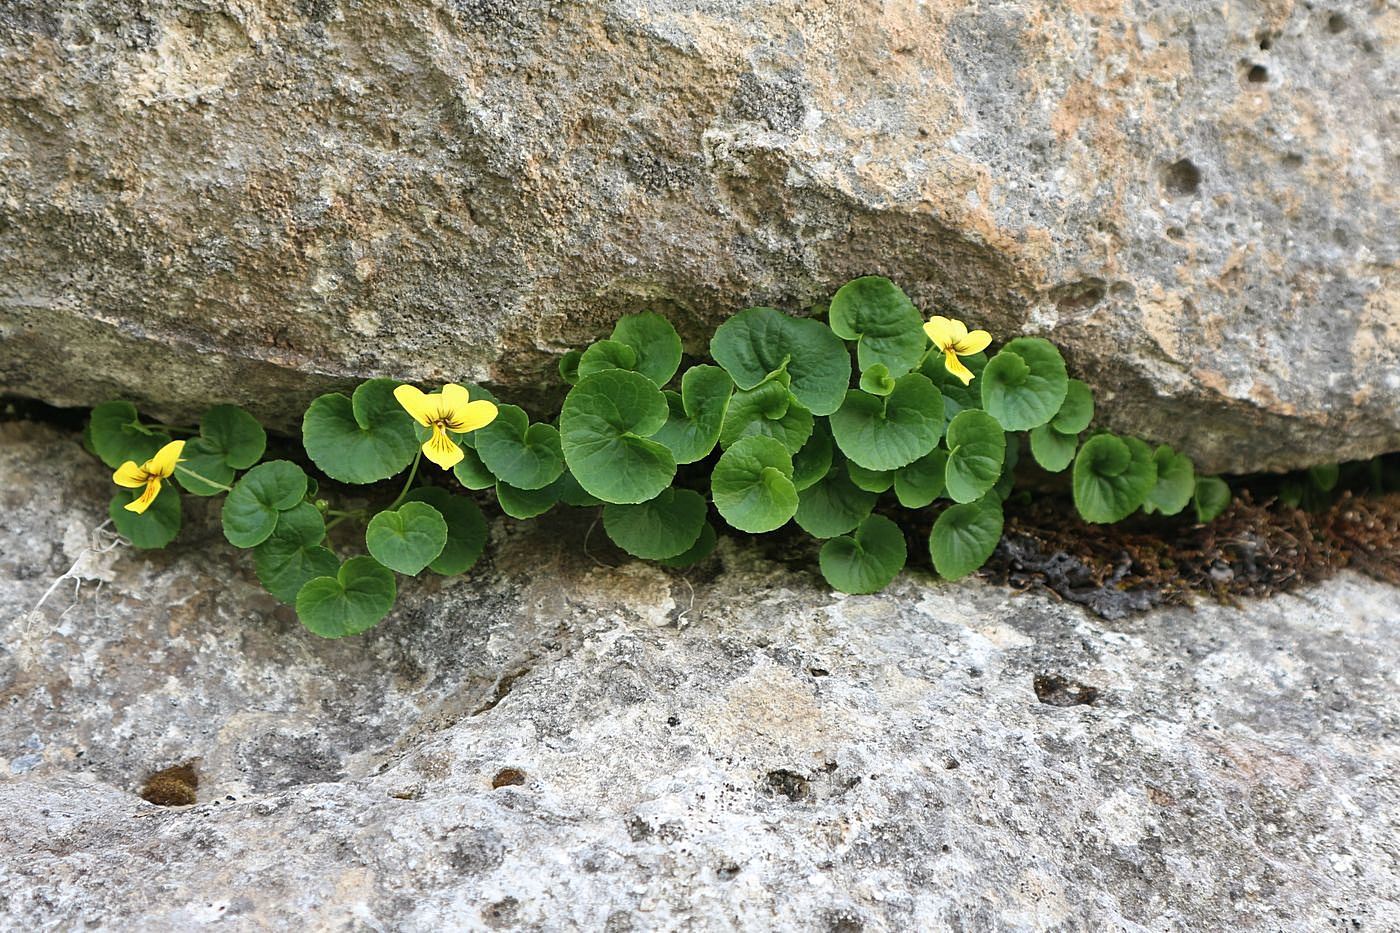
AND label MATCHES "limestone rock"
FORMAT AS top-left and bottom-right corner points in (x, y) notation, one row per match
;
(1, 1), (1397, 472)
(2, 419), (1398, 928)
